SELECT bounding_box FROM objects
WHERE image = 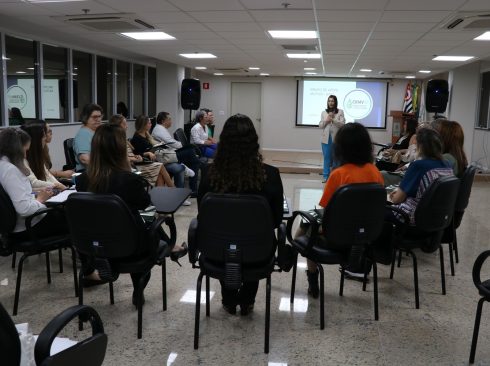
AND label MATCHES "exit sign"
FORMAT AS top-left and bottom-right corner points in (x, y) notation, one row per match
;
(203, 82), (210, 90)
